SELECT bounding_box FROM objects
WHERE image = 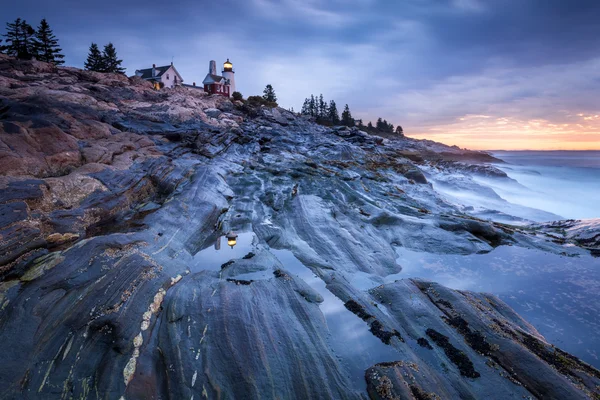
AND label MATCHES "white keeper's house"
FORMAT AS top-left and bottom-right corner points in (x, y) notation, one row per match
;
(133, 59), (236, 98)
